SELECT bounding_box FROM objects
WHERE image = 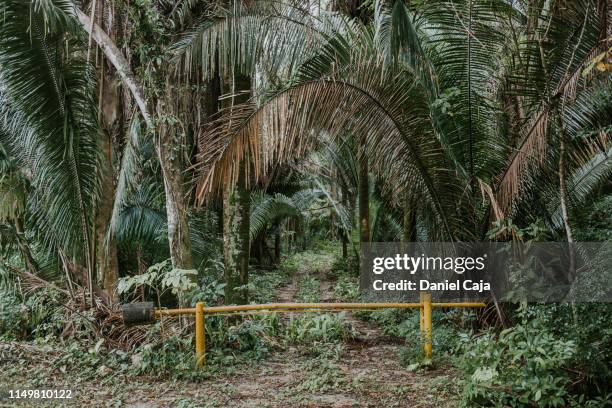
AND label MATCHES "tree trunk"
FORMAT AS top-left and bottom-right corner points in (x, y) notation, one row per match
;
(156, 90), (195, 276)
(341, 192), (348, 259)
(403, 195), (417, 242)
(559, 136), (576, 281)
(92, 1), (120, 303)
(223, 164), (250, 304)
(76, 9), (152, 127)
(207, 62), (224, 237)
(358, 136), (369, 245)
(95, 131), (119, 303)
(222, 74), (251, 305)
(274, 230), (281, 263)
(348, 0), (370, 249)
(330, 168), (337, 240)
